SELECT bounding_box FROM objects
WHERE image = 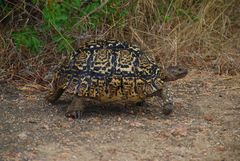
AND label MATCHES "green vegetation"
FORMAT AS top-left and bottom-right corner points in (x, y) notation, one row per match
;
(12, 27), (42, 54)
(2, 0), (130, 53)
